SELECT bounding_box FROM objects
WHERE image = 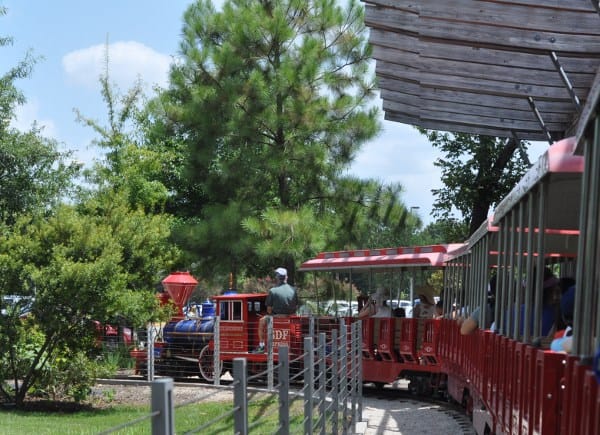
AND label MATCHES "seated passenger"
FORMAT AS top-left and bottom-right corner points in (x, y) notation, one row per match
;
(531, 268), (562, 337)
(551, 285), (575, 353)
(358, 289), (391, 319)
(495, 268), (561, 340)
(412, 284), (436, 319)
(372, 298), (392, 318)
(460, 275), (496, 335)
